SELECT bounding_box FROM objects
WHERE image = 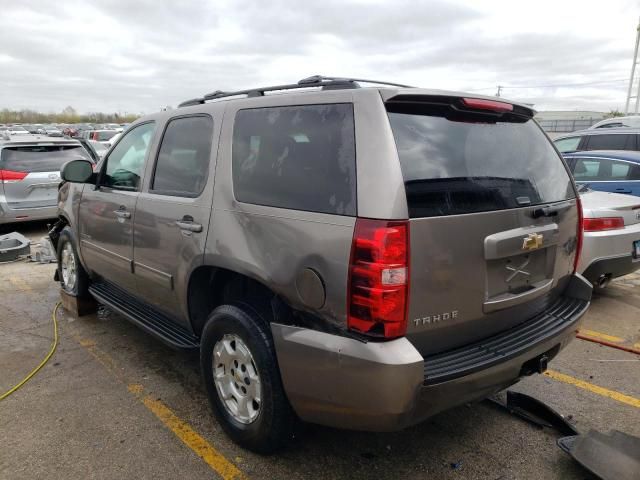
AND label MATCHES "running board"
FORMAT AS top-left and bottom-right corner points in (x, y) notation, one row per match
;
(89, 281), (199, 350)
